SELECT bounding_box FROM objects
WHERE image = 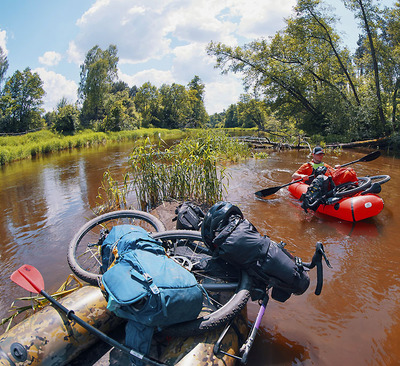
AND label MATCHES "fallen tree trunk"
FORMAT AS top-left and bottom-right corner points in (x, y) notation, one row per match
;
(326, 137), (390, 149)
